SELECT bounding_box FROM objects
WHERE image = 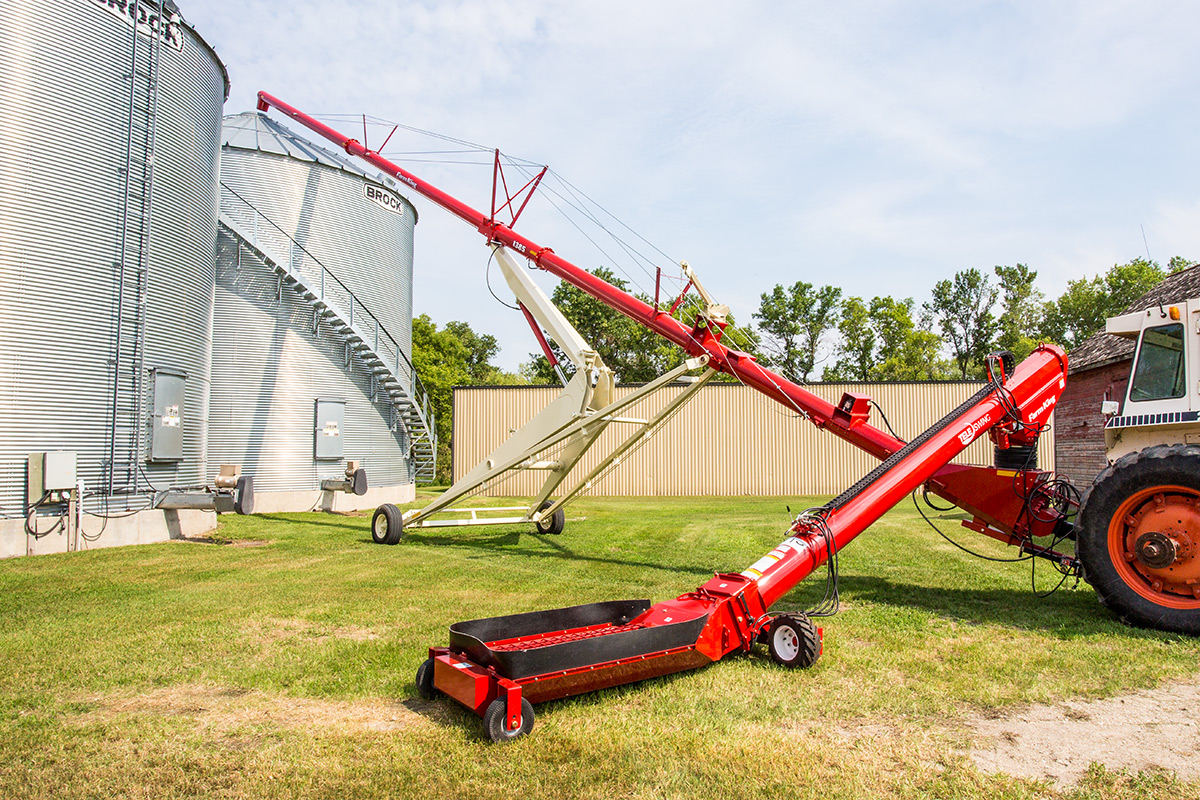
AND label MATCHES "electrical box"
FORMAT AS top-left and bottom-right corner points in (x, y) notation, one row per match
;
(27, 451), (77, 505)
(314, 398), (345, 460)
(149, 368), (186, 462)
